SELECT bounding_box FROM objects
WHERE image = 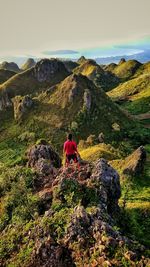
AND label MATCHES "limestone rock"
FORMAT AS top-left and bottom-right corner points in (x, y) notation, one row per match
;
(27, 143), (62, 174)
(13, 95), (33, 121)
(123, 146), (146, 176)
(98, 132), (104, 143)
(91, 158), (121, 213)
(83, 89), (91, 111)
(118, 58), (126, 65)
(27, 237), (75, 267)
(0, 93), (12, 110)
(34, 59), (68, 82)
